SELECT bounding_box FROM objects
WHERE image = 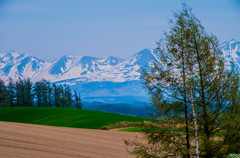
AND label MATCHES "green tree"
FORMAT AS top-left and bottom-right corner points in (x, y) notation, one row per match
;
(59, 85), (65, 107)
(15, 78), (23, 107)
(126, 4), (240, 158)
(7, 77), (16, 107)
(53, 83), (62, 107)
(23, 78), (34, 107)
(64, 85), (73, 108)
(74, 90), (82, 109)
(15, 78), (33, 107)
(34, 80), (43, 107)
(0, 78), (9, 107)
(46, 81), (53, 107)
(52, 84), (74, 108)
(34, 79), (53, 107)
